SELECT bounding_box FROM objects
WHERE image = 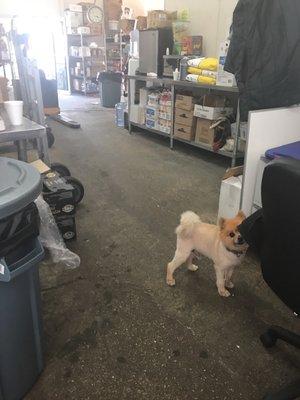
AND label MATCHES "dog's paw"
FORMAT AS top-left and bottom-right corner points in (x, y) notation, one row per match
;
(166, 277), (176, 287)
(218, 289), (231, 297)
(226, 281), (234, 289)
(188, 264), (199, 272)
